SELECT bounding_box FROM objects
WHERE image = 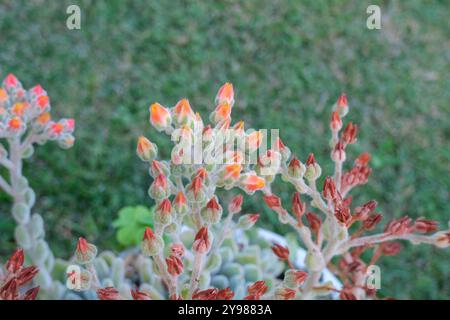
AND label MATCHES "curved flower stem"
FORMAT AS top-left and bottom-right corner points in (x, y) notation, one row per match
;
(189, 251), (205, 299)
